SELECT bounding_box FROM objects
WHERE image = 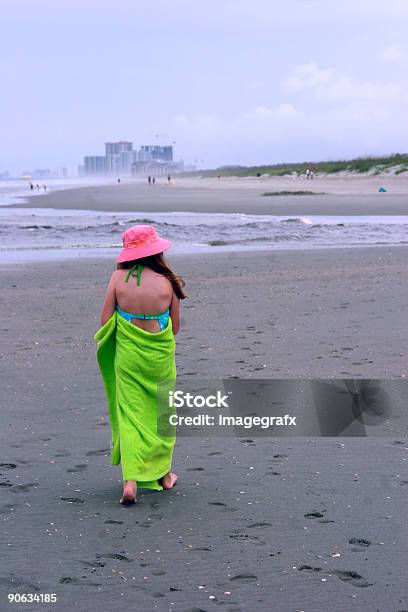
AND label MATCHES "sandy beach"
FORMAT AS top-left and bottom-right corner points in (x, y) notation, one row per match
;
(4, 0), (408, 608)
(1, 248), (408, 611)
(13, 174), (408, 216)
